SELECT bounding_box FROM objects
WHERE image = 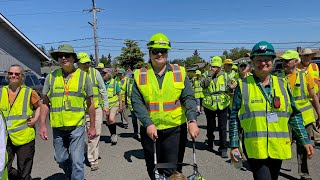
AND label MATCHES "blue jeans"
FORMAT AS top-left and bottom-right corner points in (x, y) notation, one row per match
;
(53, 126), (85, 180)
